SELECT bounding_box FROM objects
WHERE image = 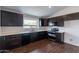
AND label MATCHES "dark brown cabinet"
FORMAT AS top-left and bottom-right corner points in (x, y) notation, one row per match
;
(0, 31), (48, 50)
(64, 12), (79, 21)
(39, 18), (49, 26)
(40, 12), (79, 27)
(53, 12), (79, 21)
(1, 10), (23, 26)
(30, 32), (38, 42)
(48, 17), (64, 26)
(48, 18), (57, 26)
(4, 34), (21, 49)
(38, 31), (47, 39)
(56, 17), (64, 26)
(22, 33), (31, 45)
(40, 16), (64, 27)
(0, 36), (5, 49)
(22, 31), (48, 45)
